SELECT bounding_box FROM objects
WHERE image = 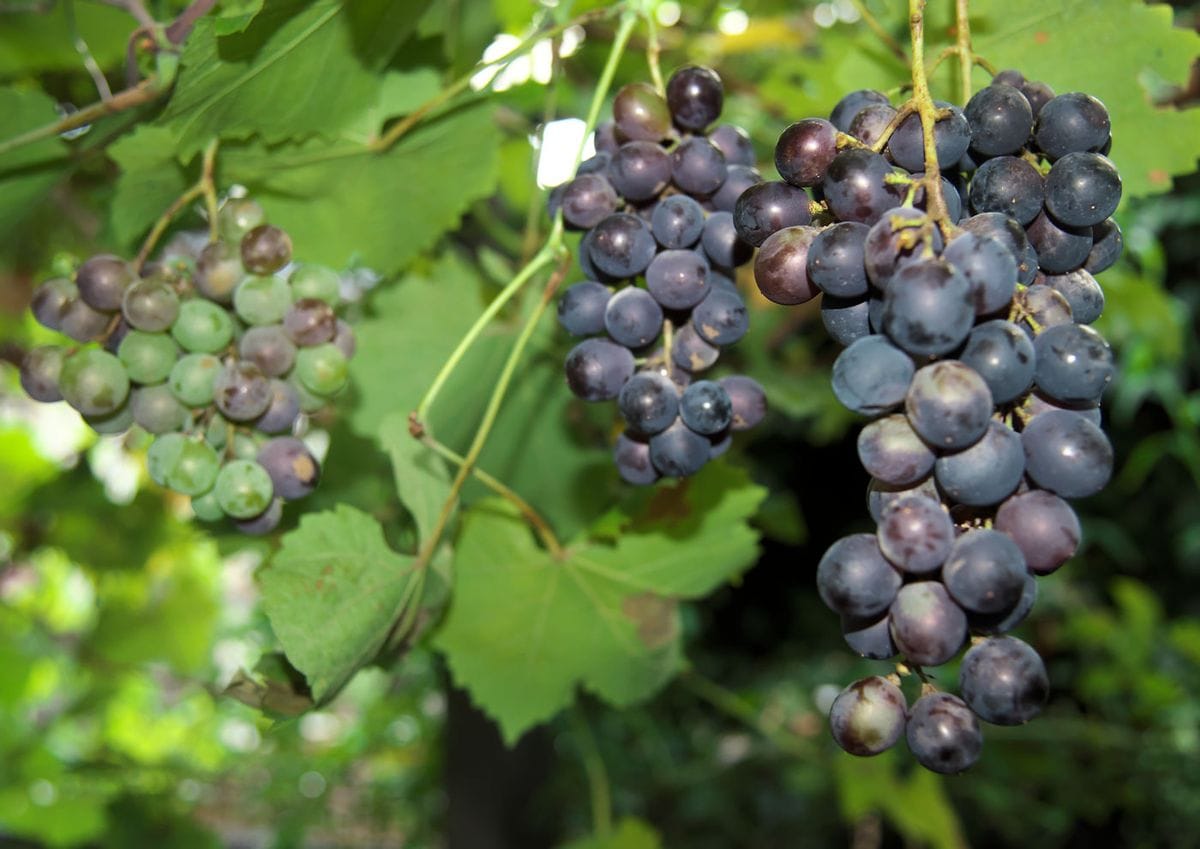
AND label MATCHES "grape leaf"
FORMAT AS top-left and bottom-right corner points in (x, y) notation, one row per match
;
(834, 750), (966, 849)
(219, 100), (500, 274)
(379, 412), (454, 546)
(161, 0), (420, 156)
(559, 818), (663, 849)
(107, 125), (190, 249)
(970, 0), (1200, 197)
(0, 5), (130, 75)
(435, 464), (767, 744)
(260, 504), (419, 703)
(0, 87), (69, 244)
